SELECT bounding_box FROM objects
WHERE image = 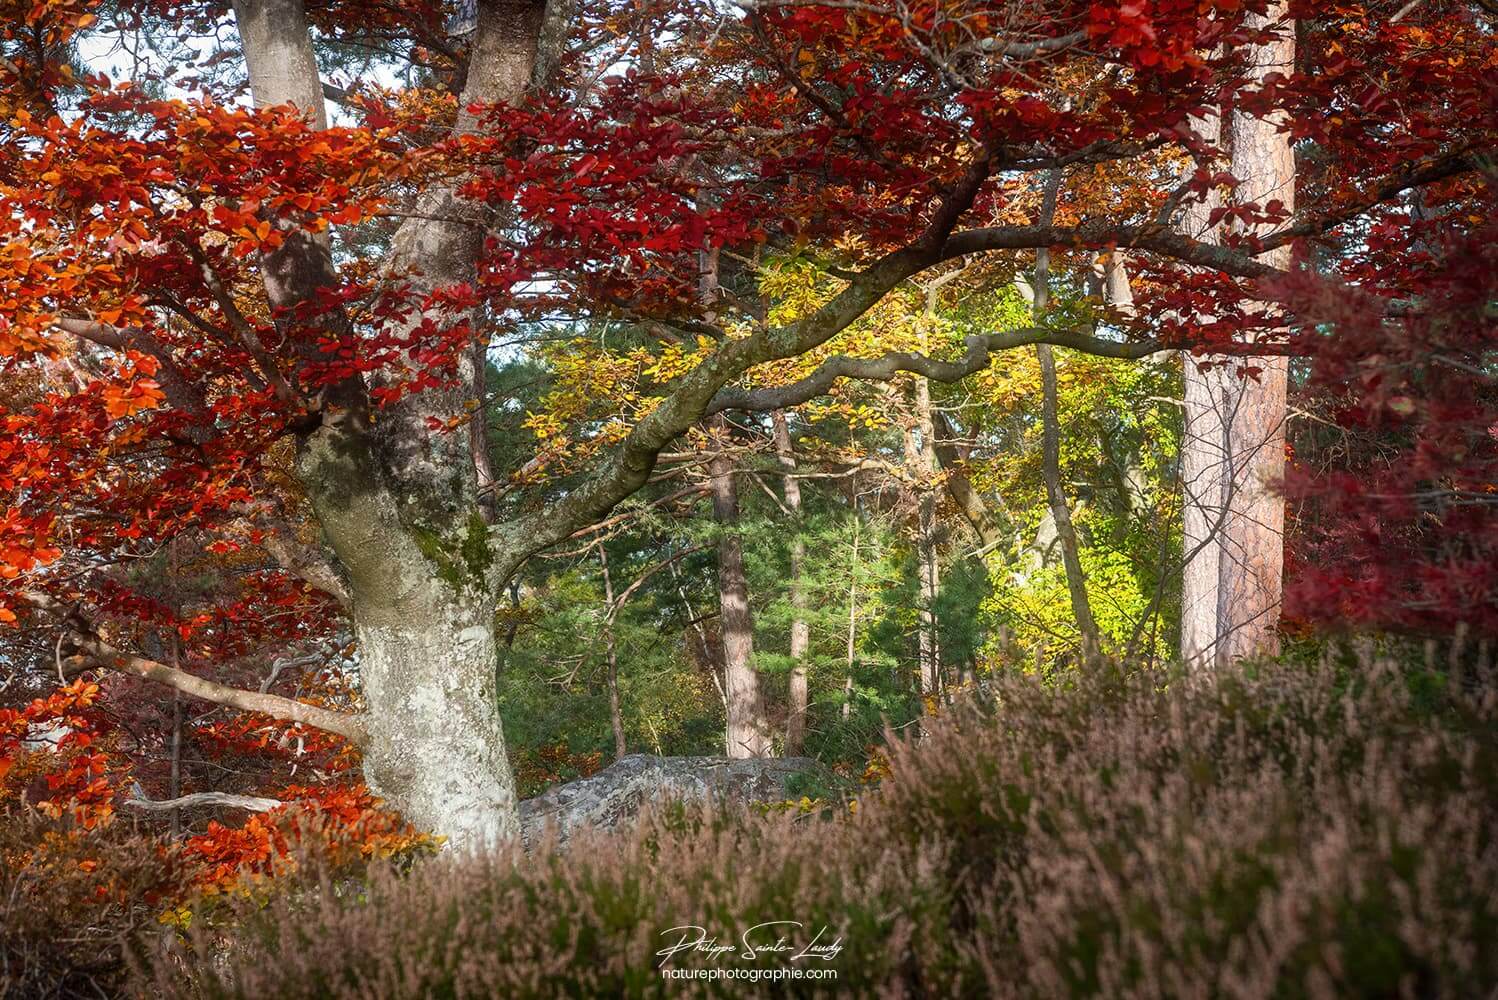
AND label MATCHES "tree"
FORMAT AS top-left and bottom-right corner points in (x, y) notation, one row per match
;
(772, 409), (811, 754)
(1180, 0), (1296, 667)
(3, 0), (1490, 847)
